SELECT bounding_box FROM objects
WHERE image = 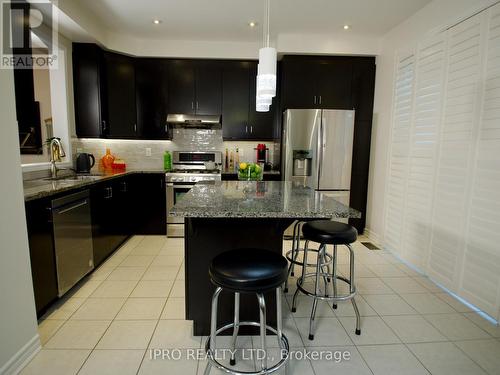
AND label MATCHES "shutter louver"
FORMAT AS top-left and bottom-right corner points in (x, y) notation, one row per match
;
(427, 14), (483, 290)
(384, 53), (415, 256)
(461, 4), (500, 316)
